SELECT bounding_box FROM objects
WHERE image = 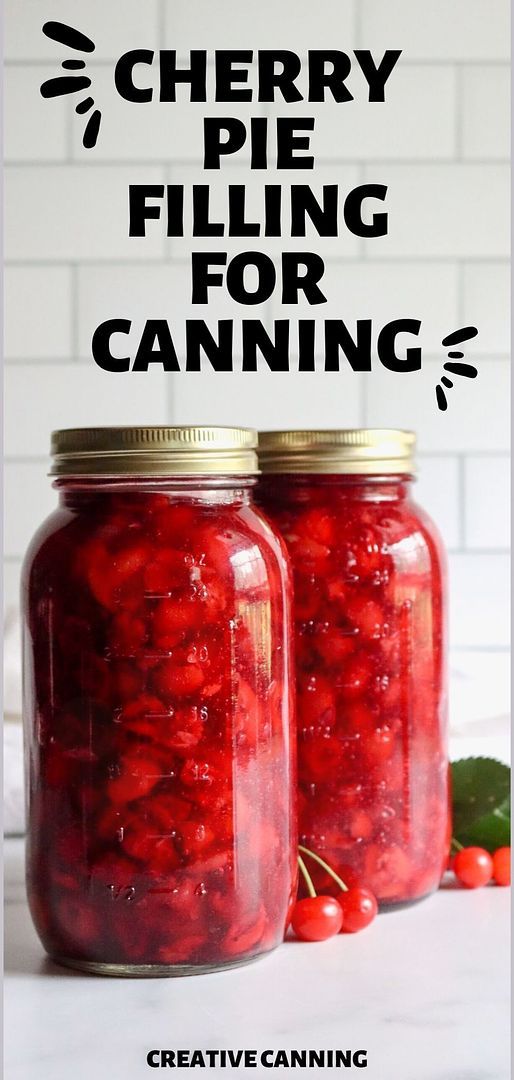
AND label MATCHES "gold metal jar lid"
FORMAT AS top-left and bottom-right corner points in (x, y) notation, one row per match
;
(258, 429), (416, 474)
(50, 426), (258, 477)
